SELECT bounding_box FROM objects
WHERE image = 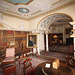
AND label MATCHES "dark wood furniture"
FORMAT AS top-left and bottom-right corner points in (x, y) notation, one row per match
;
(4, 65), (16, 75)
(22, 58), (32, 75)
(23, 58), (32, 69)
(19, 56), (28, 65)
(65, 56), (75, 68)
(35, 61), (74, 75)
